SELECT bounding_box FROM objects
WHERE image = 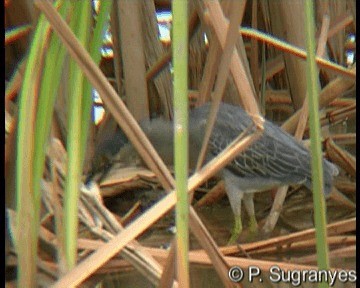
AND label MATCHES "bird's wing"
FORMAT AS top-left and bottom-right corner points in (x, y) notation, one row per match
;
(208, 120), (311, 185)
